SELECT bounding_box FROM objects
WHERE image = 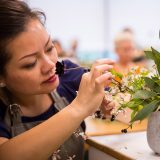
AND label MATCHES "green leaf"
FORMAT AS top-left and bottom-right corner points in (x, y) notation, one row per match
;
(144, 47), (160, 75)
(128, 76), (145, 92)
(133, 90), (157, 99)
(130, 100), (160, 123)
(131, 110), (137, 120)
(144, 77), (160, 93)
(151, 48), (160, 75)
(120, 99), (141, 110)
(145, 50), (154, 59)
(110, 69), (123, 79)
(152, 76), (159, 81)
